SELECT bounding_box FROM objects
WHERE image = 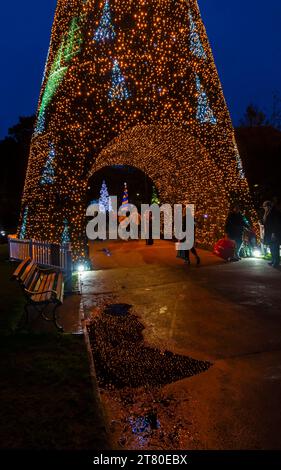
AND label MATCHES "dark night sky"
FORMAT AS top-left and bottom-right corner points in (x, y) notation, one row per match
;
(0, 1), (280, 138)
